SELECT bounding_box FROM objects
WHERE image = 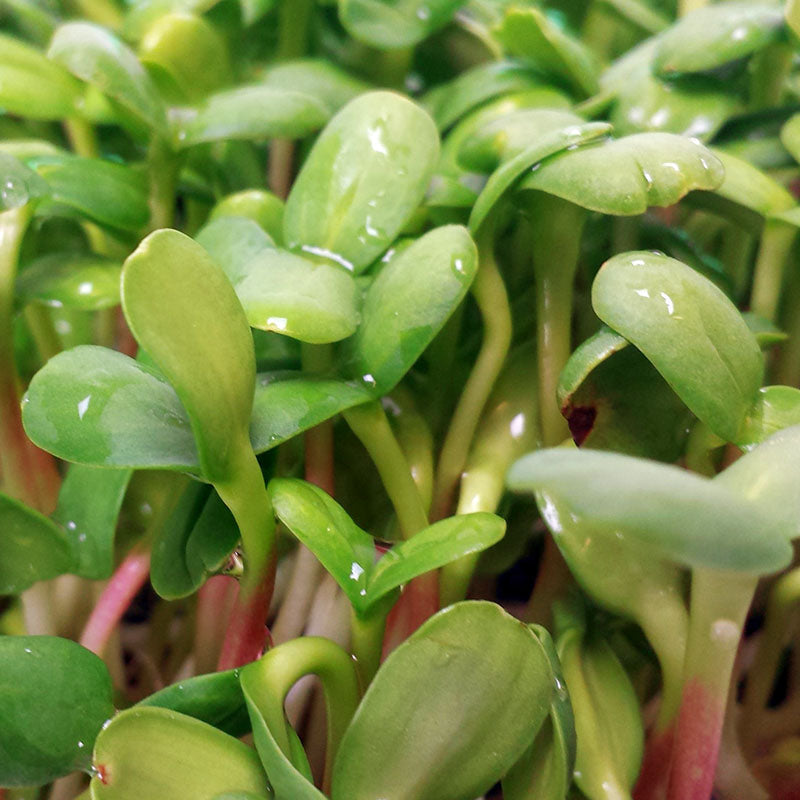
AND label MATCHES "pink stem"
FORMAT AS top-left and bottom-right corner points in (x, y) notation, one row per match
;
(80, 549), (151, 656)
(382, 571), (439, 658)
(635, 723), (676, 800)
(195, 575), (237, 674)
